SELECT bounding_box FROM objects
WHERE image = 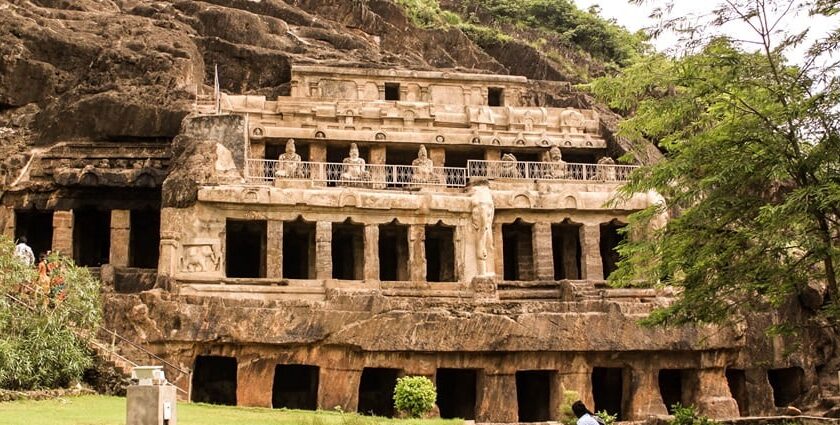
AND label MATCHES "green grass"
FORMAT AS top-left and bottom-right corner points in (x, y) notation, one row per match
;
(0, 395), (463, 425)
